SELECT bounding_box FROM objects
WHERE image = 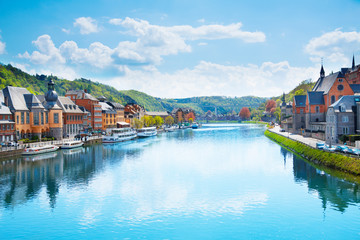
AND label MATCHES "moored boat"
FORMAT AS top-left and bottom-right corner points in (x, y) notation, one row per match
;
(137, 127), (157, 138)
(164, 126), (177, 132)
(61, 140), (84, 149)
(22, 145), (59, 156)
(102, 127), (137, 143)
(191, 123), (199, 129)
